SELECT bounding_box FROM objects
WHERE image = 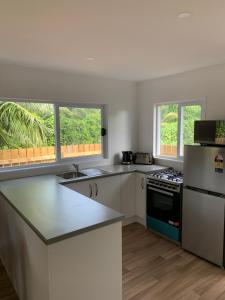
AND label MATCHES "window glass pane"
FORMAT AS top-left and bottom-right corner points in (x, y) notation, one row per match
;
(0, 101), (55, 168)
(180, 104), (201, 156)
(59, 107), (102, 158)
(158, 104), (178, 157)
